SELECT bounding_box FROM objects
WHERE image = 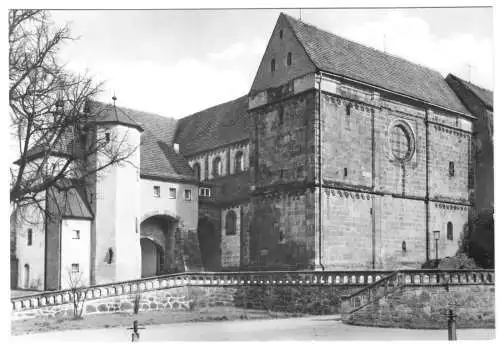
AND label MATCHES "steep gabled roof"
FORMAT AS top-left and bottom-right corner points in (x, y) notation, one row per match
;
(174, 95), (250, 156)
(121, 106), (195, 181)
(282, 13), (471, 116)
(446, 74), (493, 110)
